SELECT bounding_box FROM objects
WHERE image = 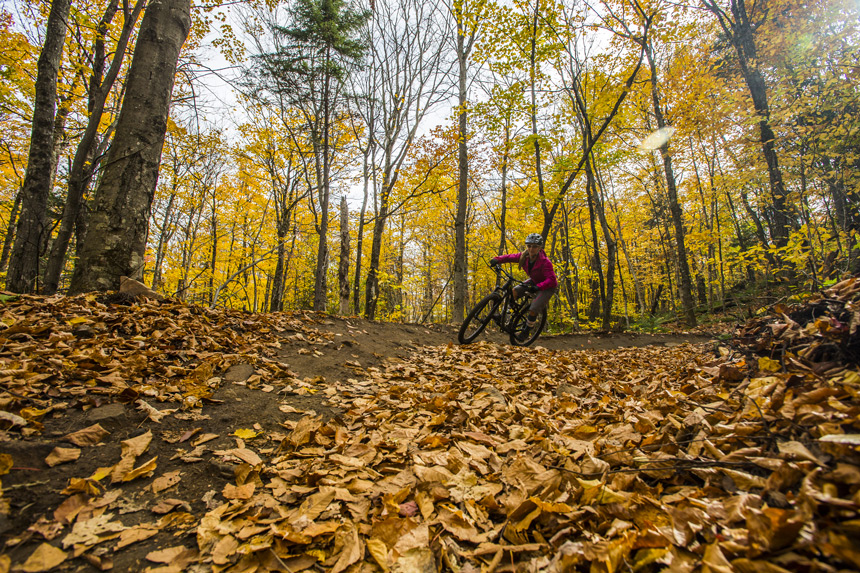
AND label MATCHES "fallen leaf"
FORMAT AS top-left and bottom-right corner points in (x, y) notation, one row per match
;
(62, 424), (109, 446)
(758, 356), (782, 372)
(702, 542), (733, 573)
(229, 447), (262, 466)
(289, 415), (323, 446)
(233, 428), (259, 439)
(152, 498), (191, 514)
(0, 410), (27, 427)
(123, 456), (158, 482)
(61, 514), (125, 549)
(178, 427), (201, 443)
(277, 555), (317, 572)
(777, 440), (824, 465)
(145, 545), (196, 564)
(27, 517), (64, 541)
(328, 522), (363, 573)
(137, 399), (175, 422)
(54, 494), (89, 524)
(45, 447), (80, 467)
(81, 552), (112, 571)
(212, 535), (239, 565)
(21, 543), (67, 573)
(61, 477), (102, 496)
(223, 482), (255, 500)
(111, 431), (153, 483)
(115, 525), (159, 549)
(0, 453), (12, 475)
(436, 506), (483, 543)
(191, 433), (218, 447)
(819, 434), (860, 445)
(151, 470), (182, 493)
